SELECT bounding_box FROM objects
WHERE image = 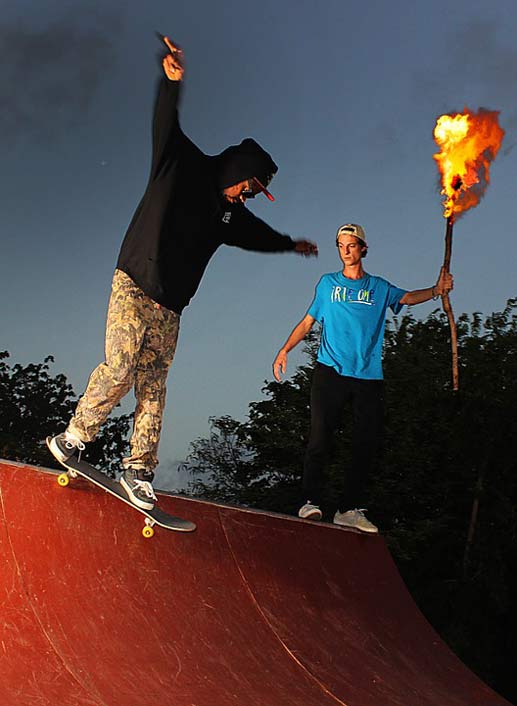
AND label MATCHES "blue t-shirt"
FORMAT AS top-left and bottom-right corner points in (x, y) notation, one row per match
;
(307, 271), (407, 380)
